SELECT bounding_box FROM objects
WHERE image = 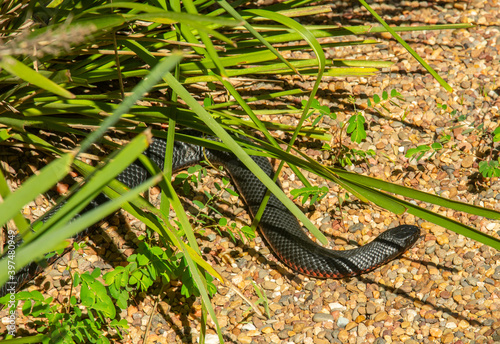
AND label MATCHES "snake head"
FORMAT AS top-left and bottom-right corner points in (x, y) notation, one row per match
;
(378, 225), (421, 249)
